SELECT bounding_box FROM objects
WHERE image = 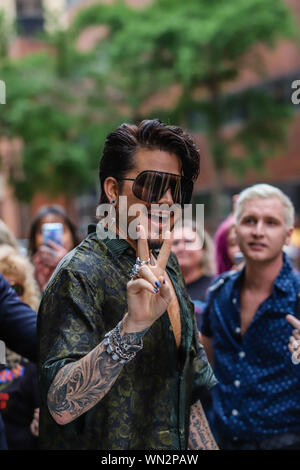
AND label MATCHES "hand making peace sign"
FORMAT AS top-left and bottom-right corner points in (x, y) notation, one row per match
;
(124, 224), (173, 334)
